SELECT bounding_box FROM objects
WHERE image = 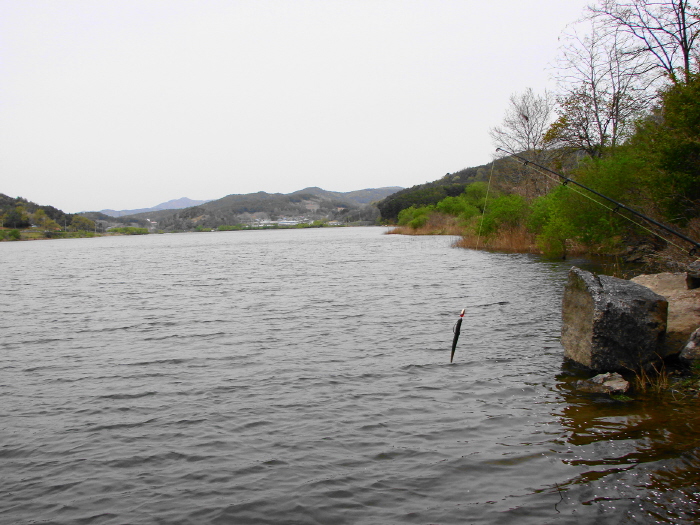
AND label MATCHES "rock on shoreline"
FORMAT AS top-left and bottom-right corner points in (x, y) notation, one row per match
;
(631, 272), (700, 359)
(561, 267), (668, 372)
